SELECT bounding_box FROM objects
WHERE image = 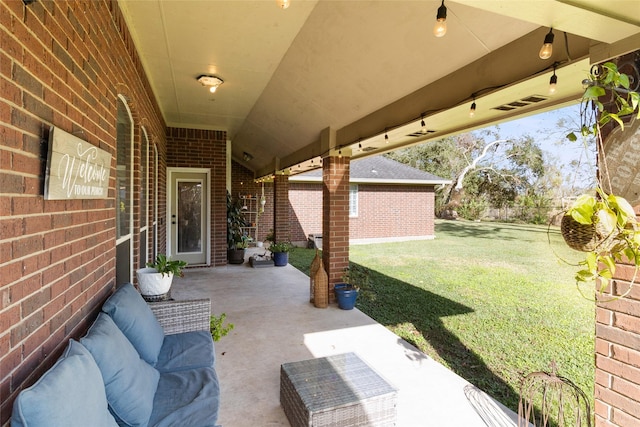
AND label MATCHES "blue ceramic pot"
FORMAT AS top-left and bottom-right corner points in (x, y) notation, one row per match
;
(334, 283), (358, 310)
(272, 251), (289, 266)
